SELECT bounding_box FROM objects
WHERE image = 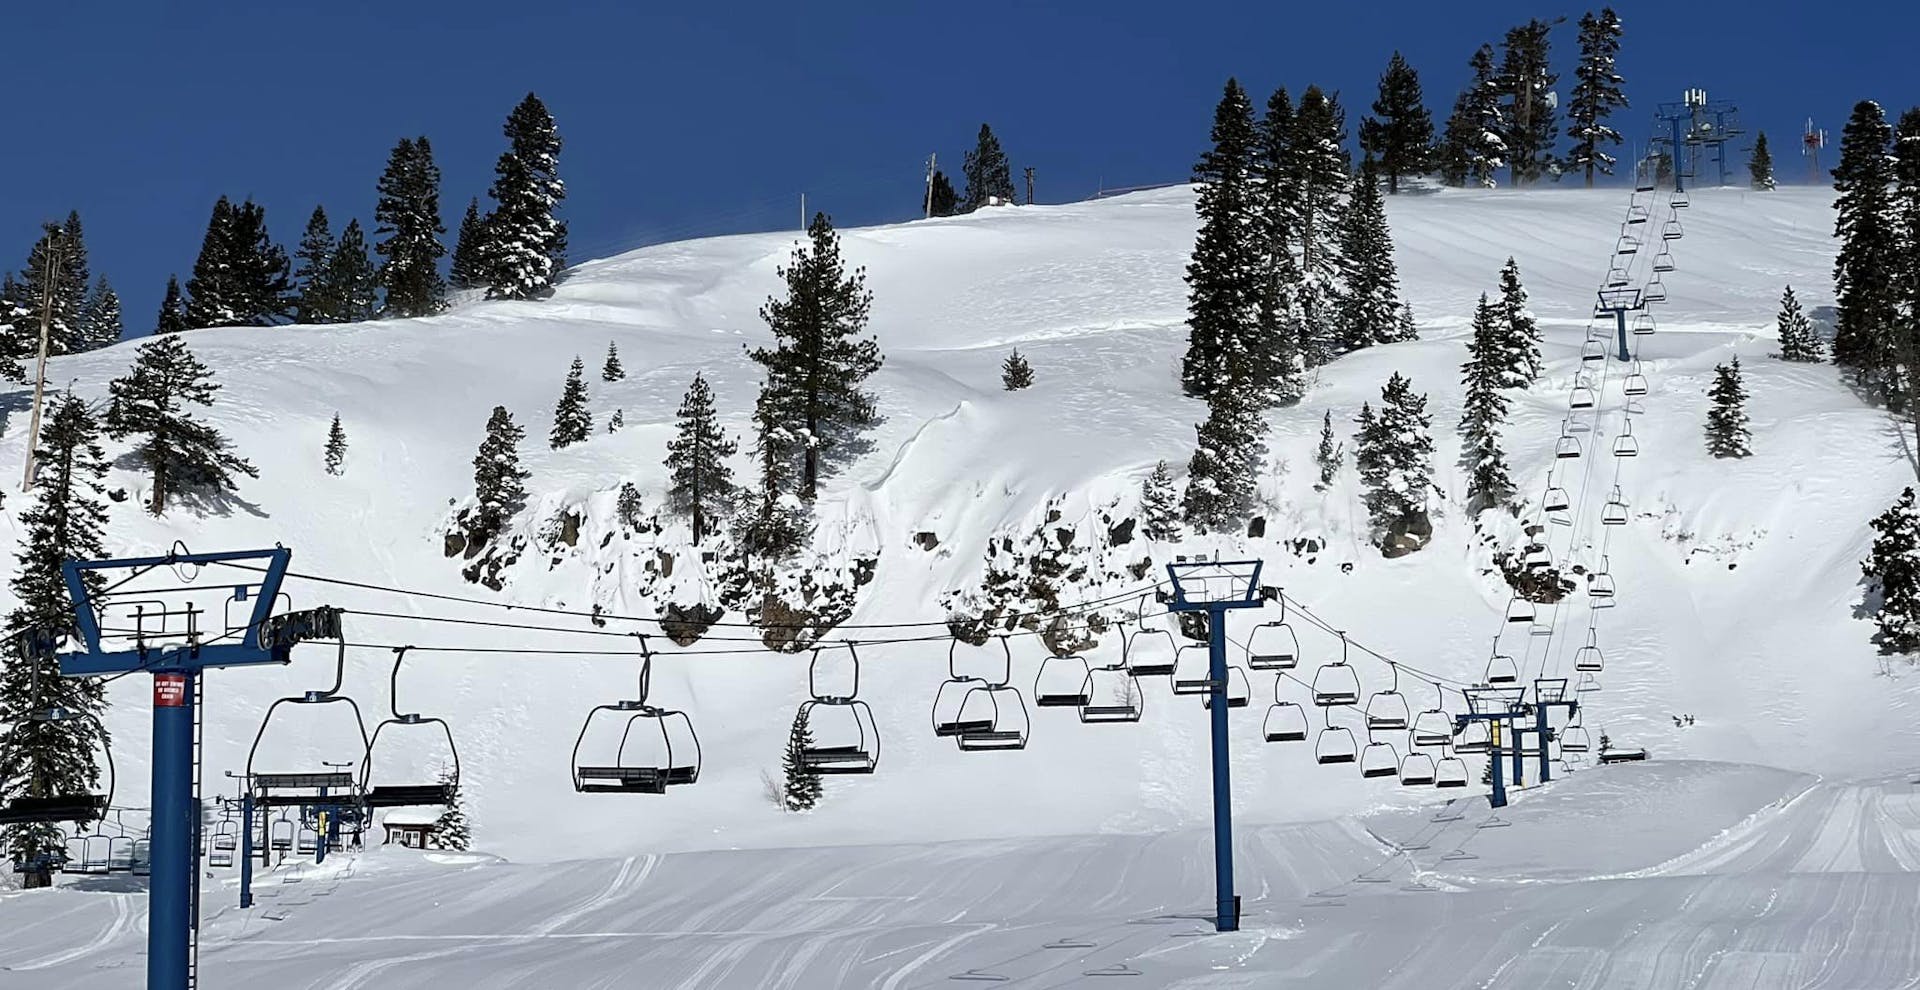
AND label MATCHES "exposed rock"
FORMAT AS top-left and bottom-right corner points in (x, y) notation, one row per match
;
(1108, 517), (1136, 546)
(661, 602), (723, 646)
(1247, 516), (1266, 539)
(444, 532), (467, 558)
(914, 531), (940, 551)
